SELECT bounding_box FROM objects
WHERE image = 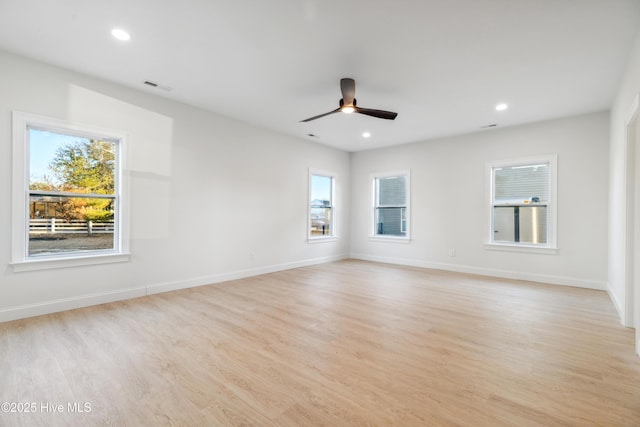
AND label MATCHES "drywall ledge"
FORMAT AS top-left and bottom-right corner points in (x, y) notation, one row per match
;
(0, 254), (349, 323)
(11, 253), (131, 273)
